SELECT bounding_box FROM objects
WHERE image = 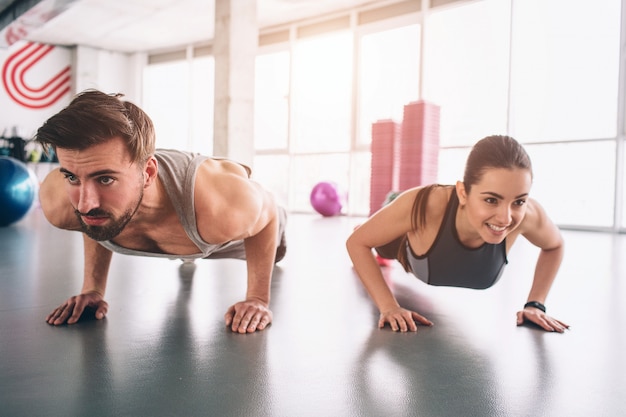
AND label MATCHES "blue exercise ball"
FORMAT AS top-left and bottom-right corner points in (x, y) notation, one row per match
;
(0, 156), (38, 226)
